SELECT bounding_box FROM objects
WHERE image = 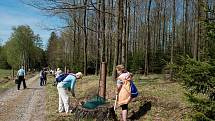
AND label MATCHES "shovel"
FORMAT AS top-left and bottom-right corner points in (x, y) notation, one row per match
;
(114, 94), (118, 111)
